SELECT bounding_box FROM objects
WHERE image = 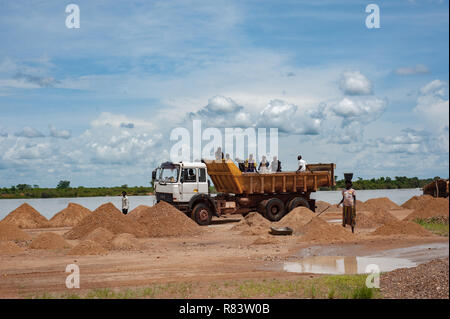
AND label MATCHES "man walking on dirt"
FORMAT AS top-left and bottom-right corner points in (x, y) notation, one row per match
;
(337, 181), (356, 233)
(122, 191), (129, 215)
